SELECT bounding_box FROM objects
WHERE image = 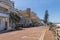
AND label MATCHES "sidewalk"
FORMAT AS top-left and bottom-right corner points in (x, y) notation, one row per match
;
(43, 30), (56, 40)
